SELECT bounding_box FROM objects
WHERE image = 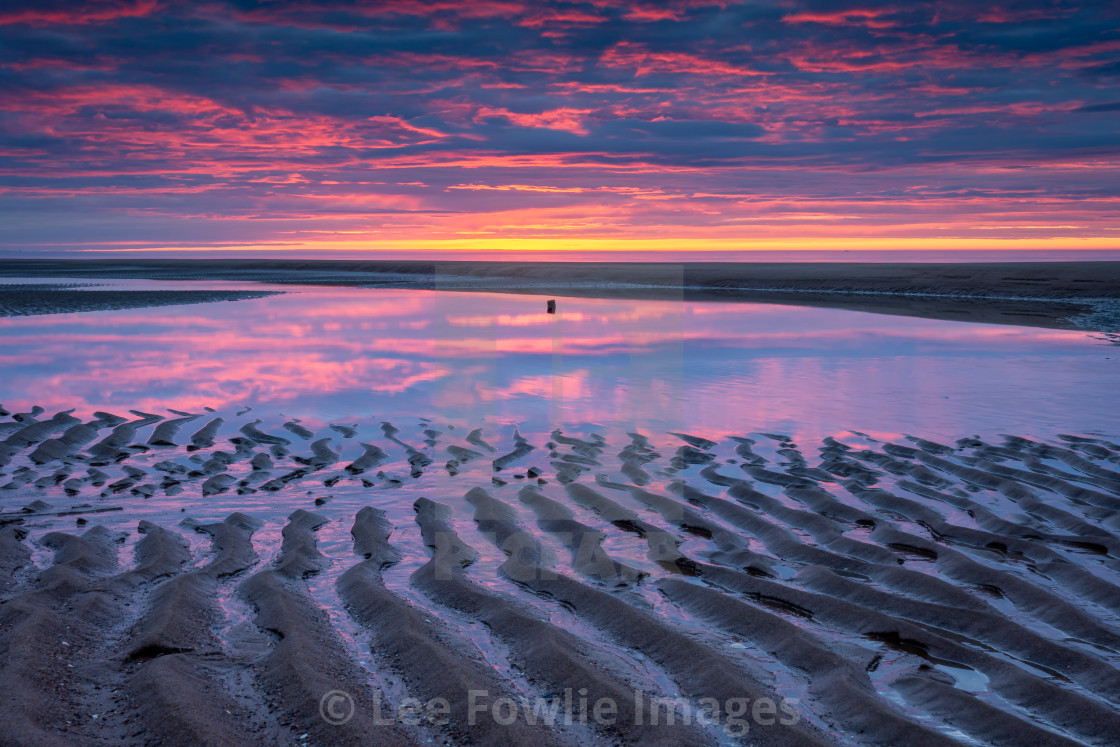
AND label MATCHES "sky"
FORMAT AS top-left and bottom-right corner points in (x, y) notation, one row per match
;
(1, 0), (1119, 259)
